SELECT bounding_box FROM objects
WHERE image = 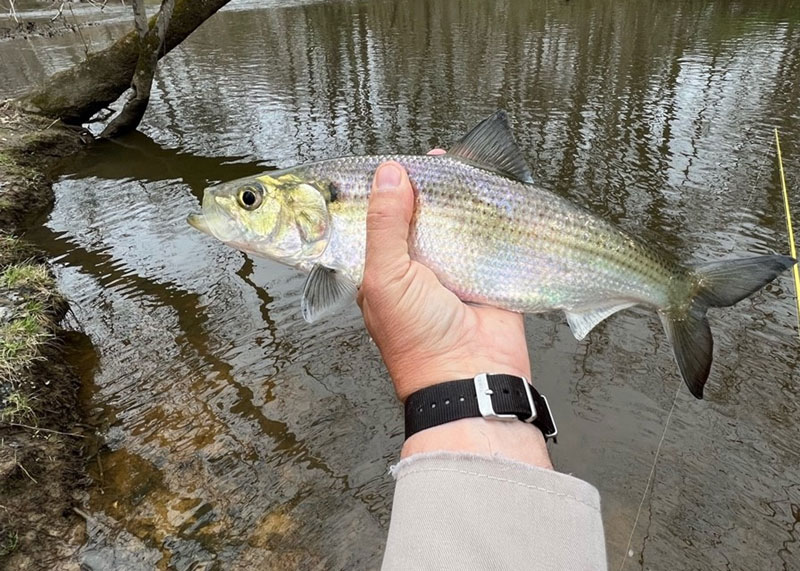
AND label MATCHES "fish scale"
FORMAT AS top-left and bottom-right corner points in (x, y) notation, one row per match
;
(302, 153), (674, 312)
(188, 111), (795, 398)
